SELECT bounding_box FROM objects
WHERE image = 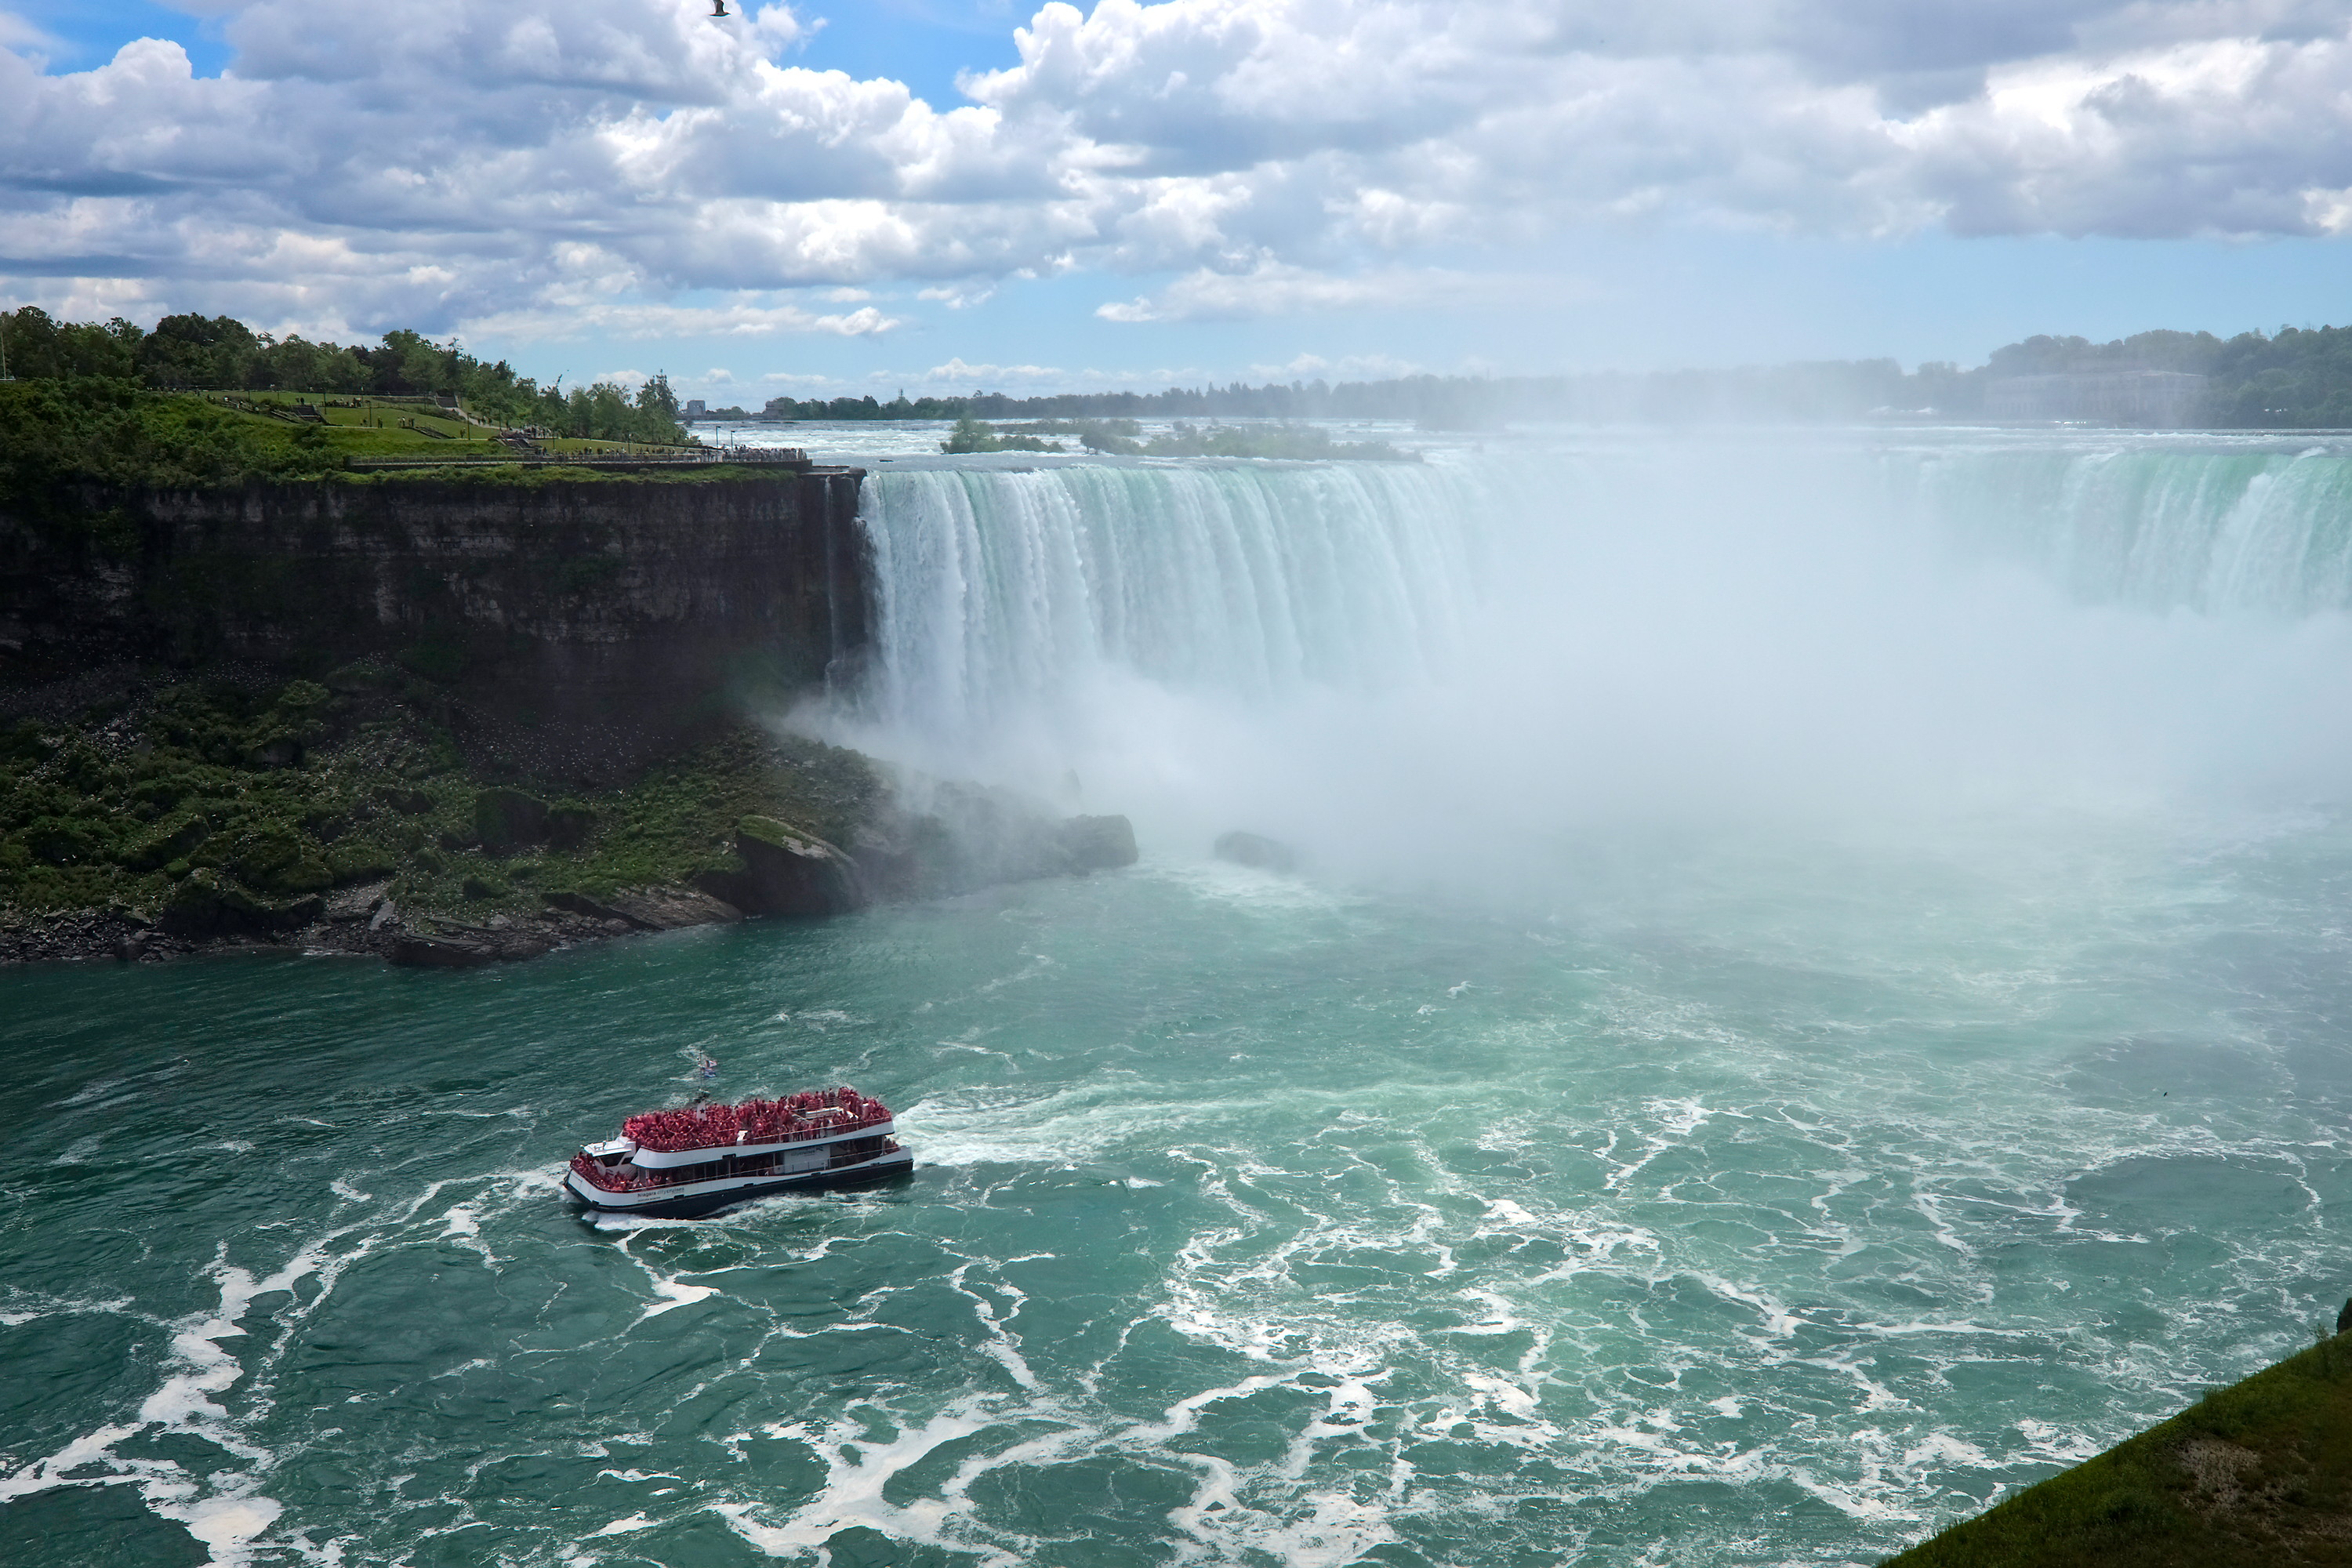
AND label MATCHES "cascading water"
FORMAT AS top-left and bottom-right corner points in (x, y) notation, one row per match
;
(1886, 433), (2352, 615)
(828, 433), (2352, 868)
(845, 459), (1504, 748)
